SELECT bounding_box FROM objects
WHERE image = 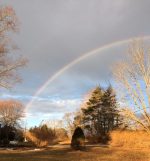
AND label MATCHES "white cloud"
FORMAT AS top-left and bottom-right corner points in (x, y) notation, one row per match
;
(24, 97), (81, 127)
(26, 98), (81, 116)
